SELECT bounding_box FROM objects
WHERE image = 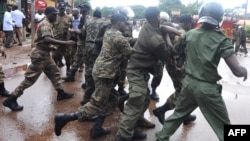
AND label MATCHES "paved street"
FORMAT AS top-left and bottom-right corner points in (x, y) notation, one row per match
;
(0, 40), (249, 141)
